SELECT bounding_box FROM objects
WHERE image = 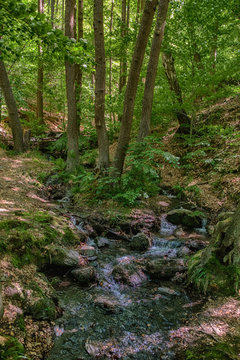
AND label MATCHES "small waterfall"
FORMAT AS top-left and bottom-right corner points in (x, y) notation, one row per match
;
(195, 218), (207, 235)
(146, 237), (182, 258)
(160, 215), (177, 236)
